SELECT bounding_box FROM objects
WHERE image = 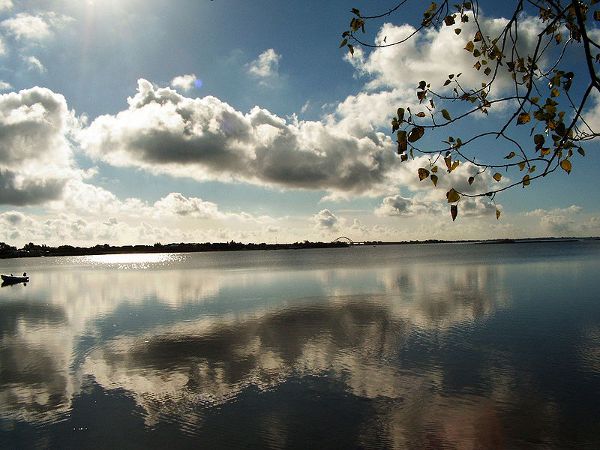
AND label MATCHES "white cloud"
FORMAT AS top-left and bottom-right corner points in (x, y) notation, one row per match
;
(313, 209), (339, 231)
(0, 80), (11, 90)
(0, 36), (6, 56)
(0, 86), (79, 205)
(247, 48), (281, 83)
(154, 192), (222, 218)
(170, 74), (197, 92)
(0, 0), (12, 12)
(1, 12), (72, 42)
(79, 79), (402, 198)
(22, 55), (46, 72)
